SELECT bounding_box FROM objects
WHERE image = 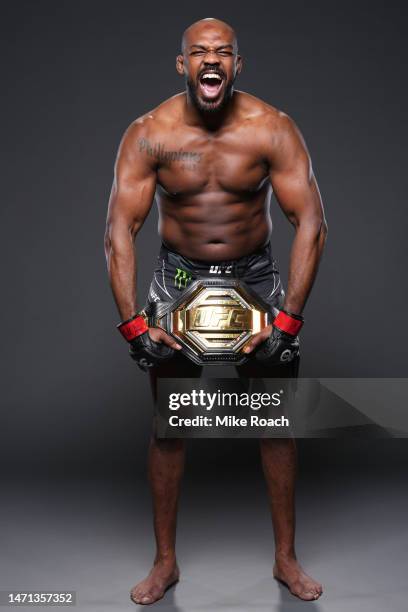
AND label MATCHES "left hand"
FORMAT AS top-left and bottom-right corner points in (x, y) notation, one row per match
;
(243, 324), (274, 354)
(243, 324), (300, 365)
